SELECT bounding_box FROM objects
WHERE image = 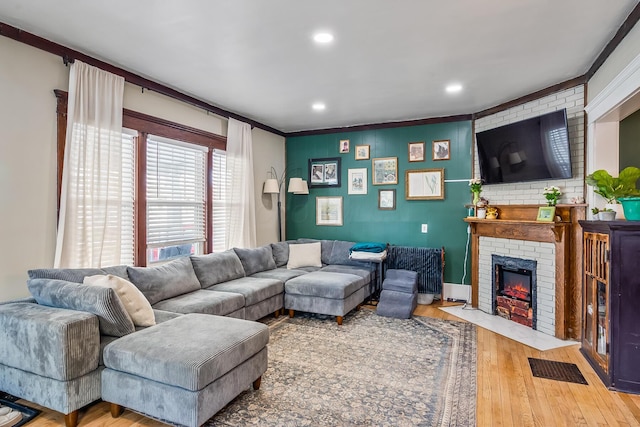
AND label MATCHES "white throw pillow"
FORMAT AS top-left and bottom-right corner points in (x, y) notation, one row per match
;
(84, 274), (156, 327)
(287, 242), (322, 269)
